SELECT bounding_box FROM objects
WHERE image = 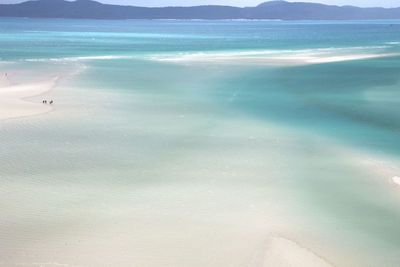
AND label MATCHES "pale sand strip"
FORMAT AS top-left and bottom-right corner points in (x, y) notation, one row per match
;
(153, 52), (399, 66)
(263, 237), (333, 267)
(0, 77), (58, 121)
(23, 50), (400, 66)
(304, 54), (392, 63)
